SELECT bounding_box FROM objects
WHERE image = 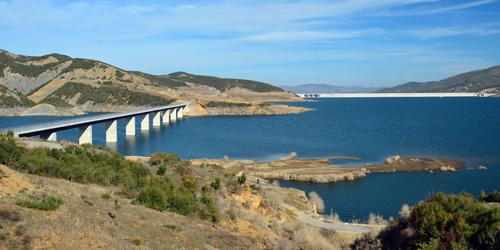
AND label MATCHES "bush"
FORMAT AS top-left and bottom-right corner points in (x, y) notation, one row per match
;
(211, 178), (221, 190)
(156, 165), (166, 176)
(168, 187), (198, 215)
(480, 191), (500, 203)
(204, 101), (251, 108)
(238, 174), (246, 185)
(198, 189), (219, 222)
(137, 186), (168, 211)
(376, 192), (500, 250)
(16, 194), (63, 211)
